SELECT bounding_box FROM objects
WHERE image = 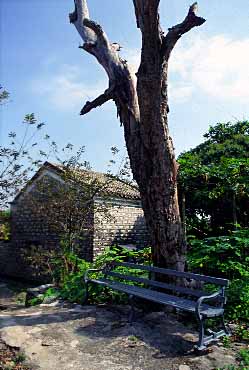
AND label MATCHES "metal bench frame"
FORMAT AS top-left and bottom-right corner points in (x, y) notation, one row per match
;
(83, 261), (230, 351)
